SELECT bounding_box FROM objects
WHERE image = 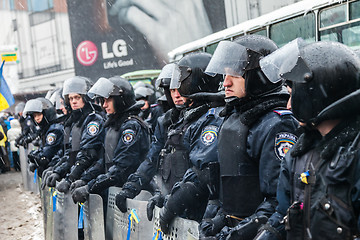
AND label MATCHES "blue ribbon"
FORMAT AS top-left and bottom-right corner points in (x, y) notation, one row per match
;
(52, 190), (57, 212)
(126, 214), (132, 240)
(78, 203), (84, 229)
(152, 229), (163, 240)
(34, 169), (37, 183)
